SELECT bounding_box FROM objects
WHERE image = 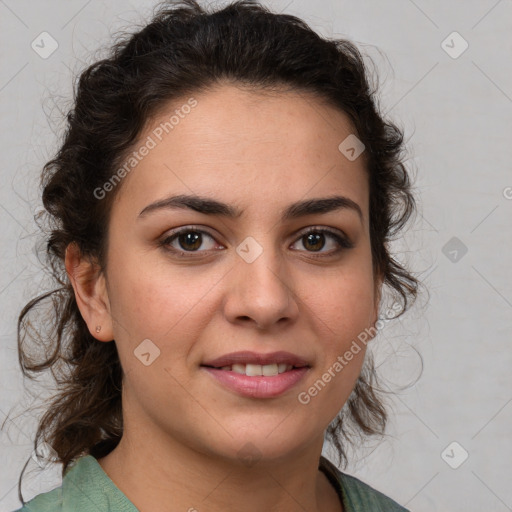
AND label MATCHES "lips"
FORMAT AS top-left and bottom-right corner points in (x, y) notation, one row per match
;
(201, 350), (311, 369)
